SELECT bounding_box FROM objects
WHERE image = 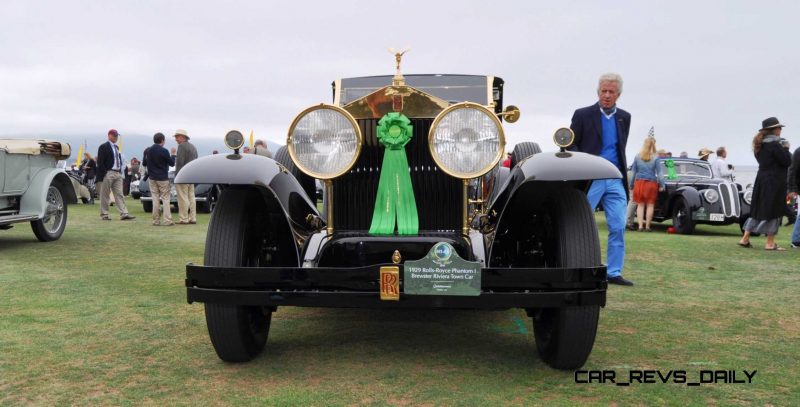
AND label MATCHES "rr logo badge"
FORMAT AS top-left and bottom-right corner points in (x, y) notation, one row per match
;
(380, 266), (400, 301)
